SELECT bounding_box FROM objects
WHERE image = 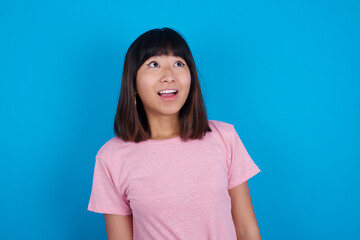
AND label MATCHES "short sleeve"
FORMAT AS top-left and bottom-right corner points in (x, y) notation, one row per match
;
(87, 155), (132, 215)
(227, 125), (261, 189)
